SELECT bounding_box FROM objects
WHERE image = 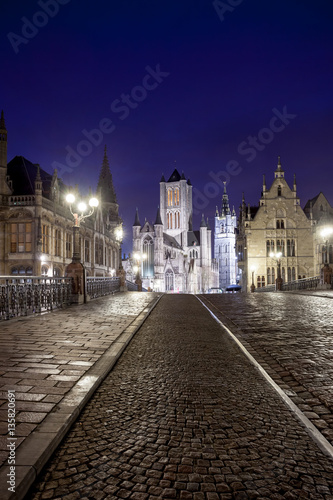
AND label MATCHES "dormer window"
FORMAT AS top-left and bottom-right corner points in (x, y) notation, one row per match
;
(277, 185), (282, 197)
